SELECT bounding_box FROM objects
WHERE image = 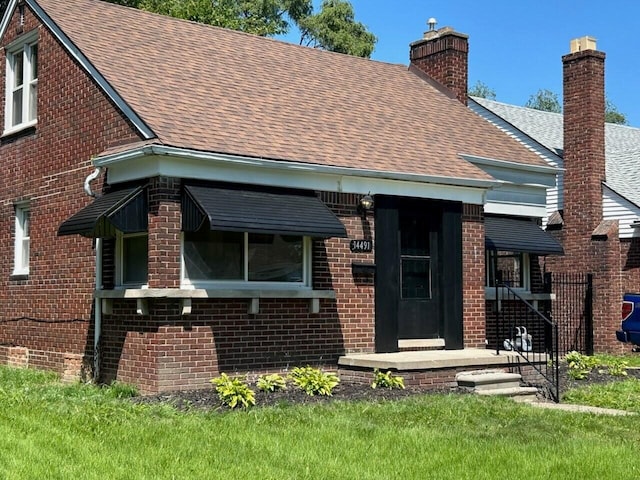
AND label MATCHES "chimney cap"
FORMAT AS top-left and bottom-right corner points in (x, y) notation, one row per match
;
(427, 18), (437, 31)
(569, 36), (597, 53)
